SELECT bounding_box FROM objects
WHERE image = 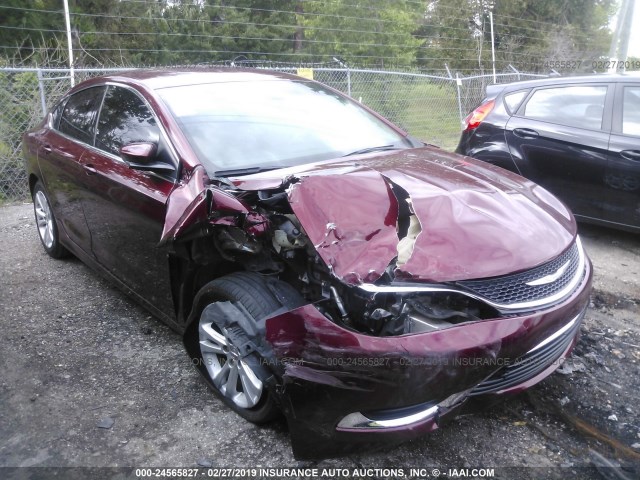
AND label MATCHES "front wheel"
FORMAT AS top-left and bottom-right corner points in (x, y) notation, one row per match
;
(193, 272), (303, 423)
